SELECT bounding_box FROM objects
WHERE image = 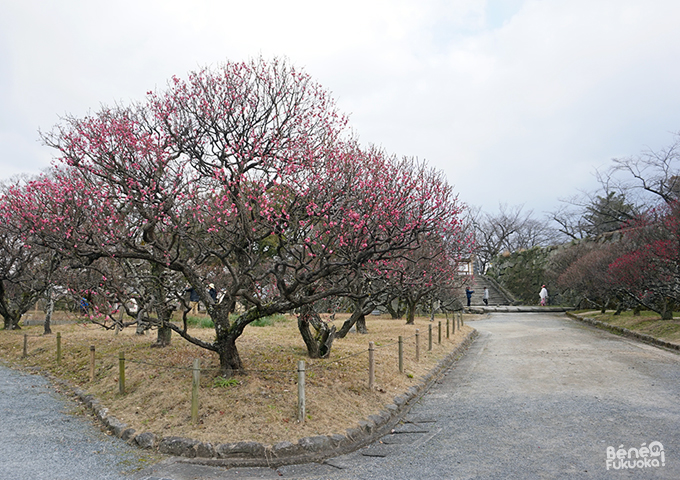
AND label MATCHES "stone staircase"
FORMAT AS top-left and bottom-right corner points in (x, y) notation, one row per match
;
(461, 275), (514, 307)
